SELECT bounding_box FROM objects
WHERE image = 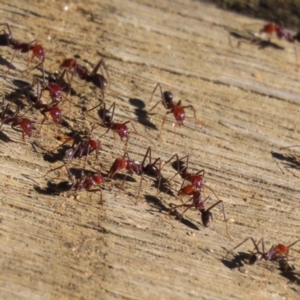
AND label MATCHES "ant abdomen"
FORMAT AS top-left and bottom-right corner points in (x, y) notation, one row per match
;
(50, 107), (62, 123)
(88, 74), (108, 91)
(20, 119), (33, 137)
(31, 44), (45, 61)
(201, 210), (213, 227)
(163, 91), (173, 103)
